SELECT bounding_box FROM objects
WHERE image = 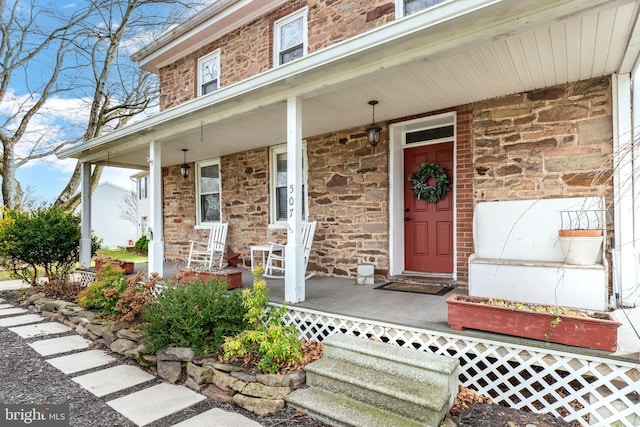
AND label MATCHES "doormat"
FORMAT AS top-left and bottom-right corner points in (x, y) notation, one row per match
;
(375, 282), (452, 296)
